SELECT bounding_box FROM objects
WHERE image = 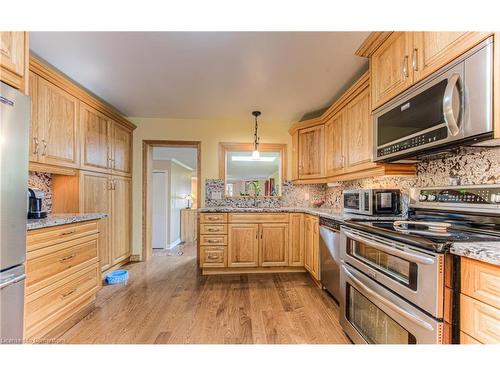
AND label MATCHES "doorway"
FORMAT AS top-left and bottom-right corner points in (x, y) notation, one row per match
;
(143, 141), (201, 262)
